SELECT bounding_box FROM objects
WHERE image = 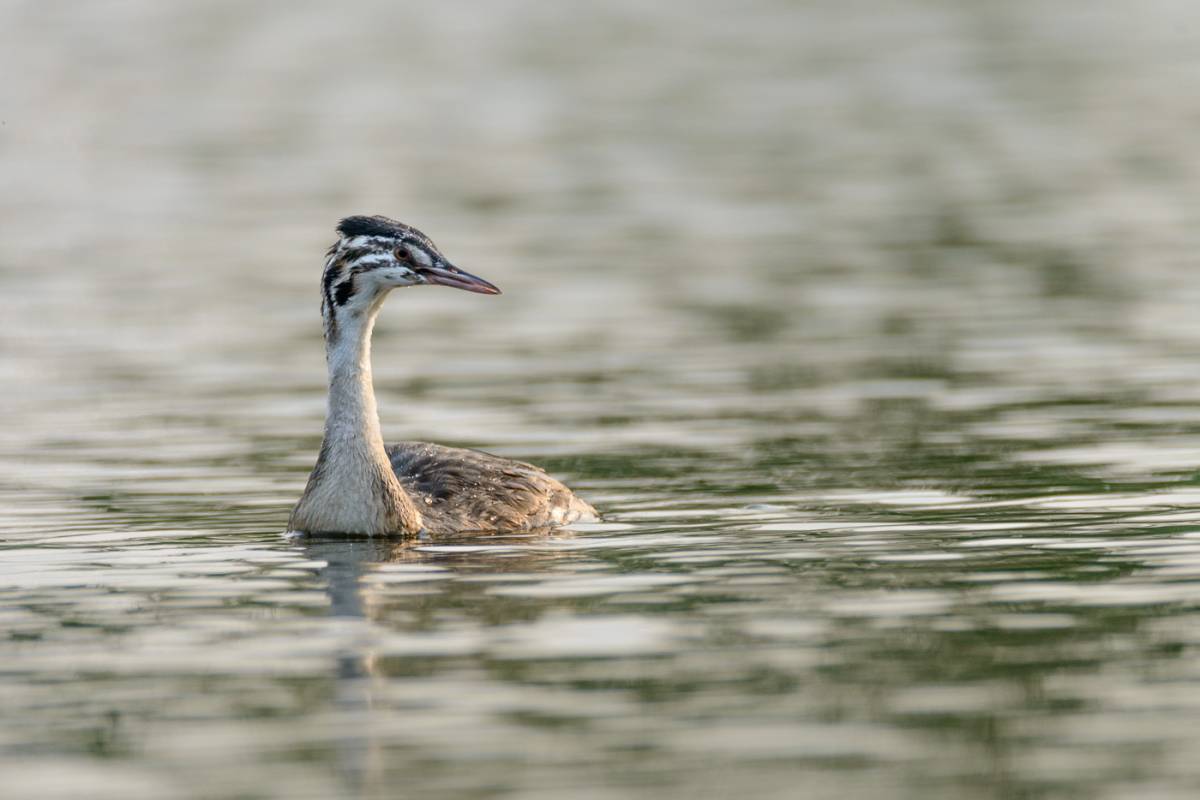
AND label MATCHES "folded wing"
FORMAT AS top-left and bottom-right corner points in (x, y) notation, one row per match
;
(386, 442), (598, 533)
